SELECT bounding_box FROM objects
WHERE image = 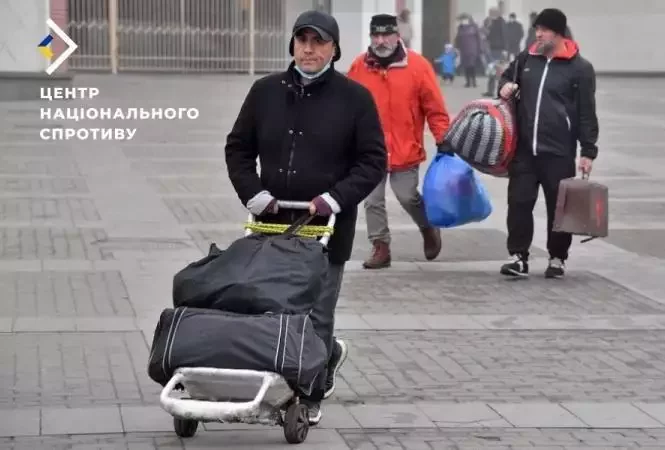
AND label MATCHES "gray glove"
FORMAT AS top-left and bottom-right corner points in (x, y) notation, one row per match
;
(246, 190), (278, 216)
